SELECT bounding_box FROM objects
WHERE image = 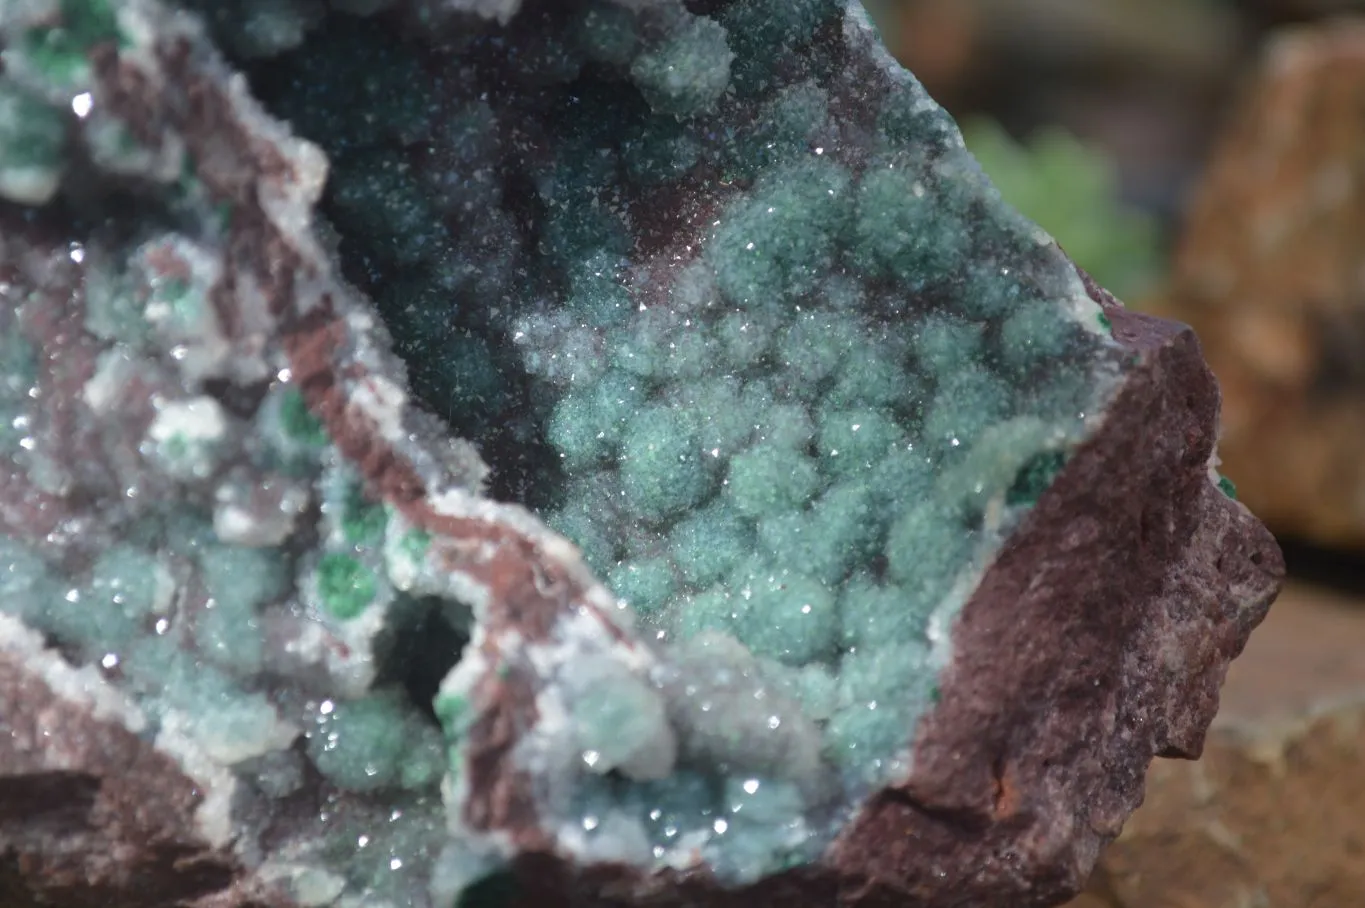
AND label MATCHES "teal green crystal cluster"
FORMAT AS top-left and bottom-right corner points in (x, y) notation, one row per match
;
(0, 0), (1131, 904)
